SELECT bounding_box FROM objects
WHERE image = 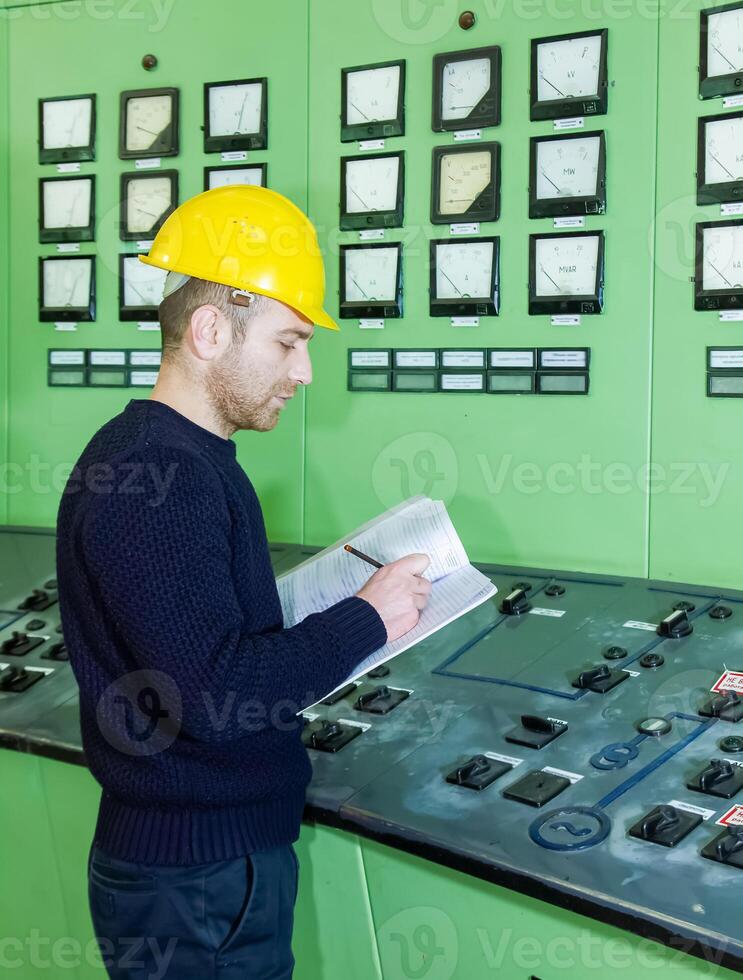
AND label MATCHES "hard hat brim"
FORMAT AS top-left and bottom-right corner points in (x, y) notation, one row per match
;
(139, 253), (340, 331)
